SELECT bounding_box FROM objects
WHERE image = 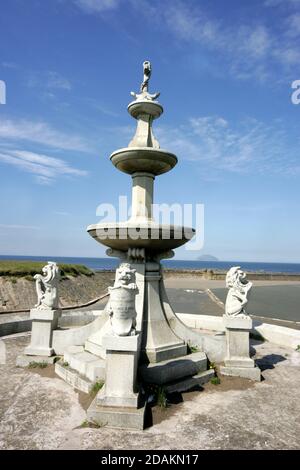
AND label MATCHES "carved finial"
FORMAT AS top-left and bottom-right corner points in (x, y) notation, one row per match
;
(131, 60), (160, 102)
